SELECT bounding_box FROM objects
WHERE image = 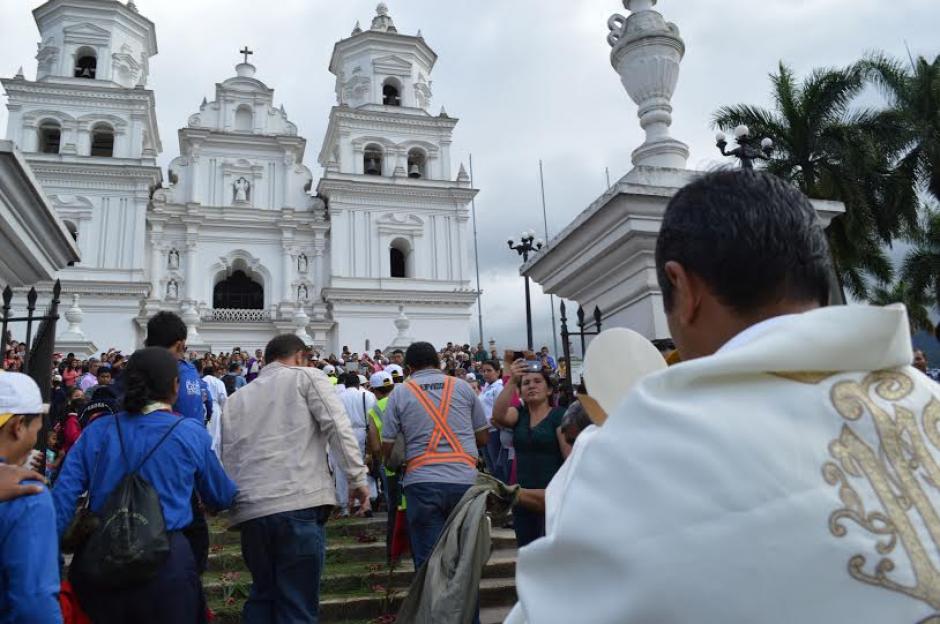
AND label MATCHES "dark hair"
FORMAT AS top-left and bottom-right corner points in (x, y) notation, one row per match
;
(344, 372), (360, 388)
(264, 334), (306, 364)
(122, 347), (179, 414)
(522, 369), (555, 390)
(481, 360), (502, 372)
(655, 170), (831, 314)
(228, 362), (241, 373)
(203, 365), (216, 377)
(392, 349), (404, 356)
(144, 311), (187, 348)
(405, 342), (440, 371)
